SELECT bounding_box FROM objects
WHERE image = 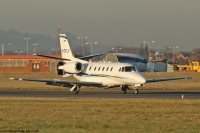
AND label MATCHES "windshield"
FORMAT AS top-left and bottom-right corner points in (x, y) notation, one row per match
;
(119, 65), (138, 72)
(123, 66), (137, 72)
